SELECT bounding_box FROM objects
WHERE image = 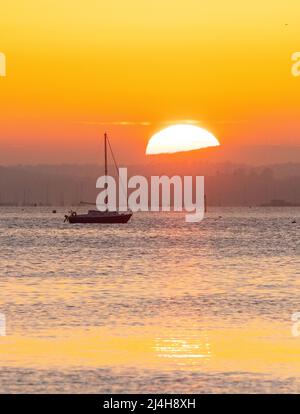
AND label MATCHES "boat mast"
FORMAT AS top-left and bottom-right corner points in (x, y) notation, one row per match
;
(104, 132), (108, 177)
(104, 132), (108, 209)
